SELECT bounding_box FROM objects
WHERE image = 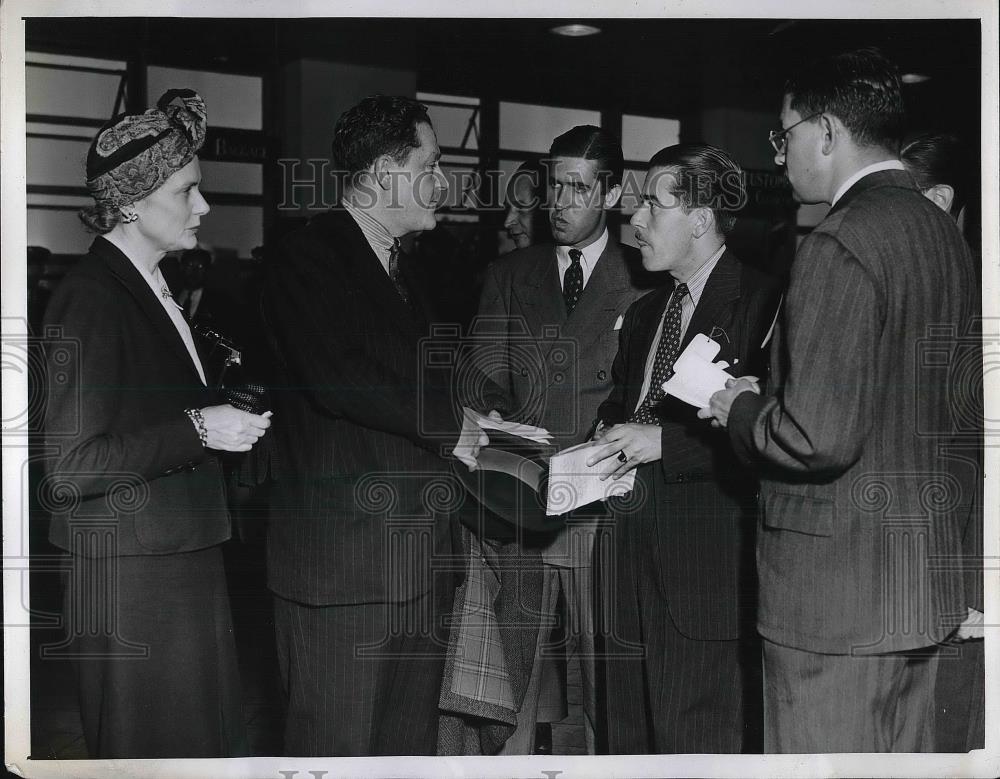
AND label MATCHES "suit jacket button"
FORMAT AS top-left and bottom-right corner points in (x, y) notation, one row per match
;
(676, 472), (686, 482)
(521, 367), (529, 377)
(553, 373), (564, 383)
(597, 370), (607, 381)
